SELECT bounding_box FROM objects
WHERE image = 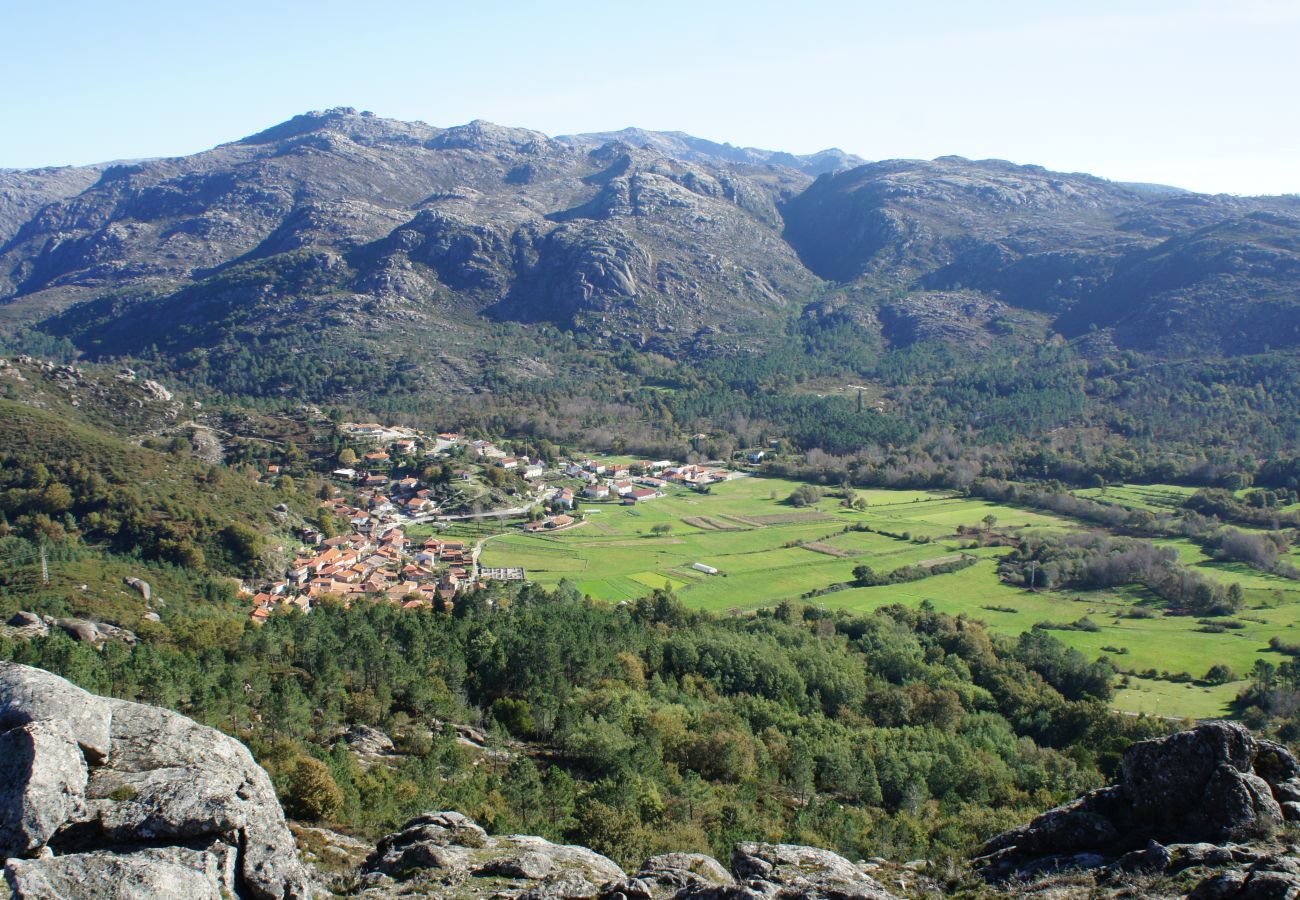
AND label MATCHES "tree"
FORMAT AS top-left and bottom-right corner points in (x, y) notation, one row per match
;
(286, 756), (343, 822)
(786, 485), (823, 508)
(1227, 582), (1245, 610)
(852, 564), (883, 587)
(1204, 664), (1237, 685)
(492, 698), (535, 738)
(221, 523), (264, 569)
(338, 448), (357, 466)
